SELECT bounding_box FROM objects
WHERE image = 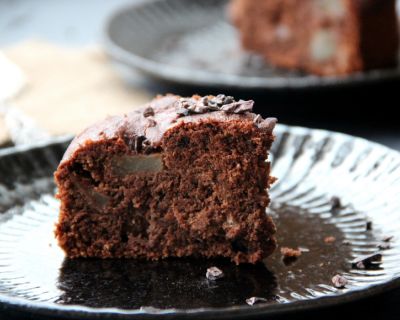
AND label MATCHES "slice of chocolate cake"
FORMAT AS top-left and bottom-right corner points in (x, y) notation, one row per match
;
(230, 0), (399, 75)
(55, 95), (277, 264)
